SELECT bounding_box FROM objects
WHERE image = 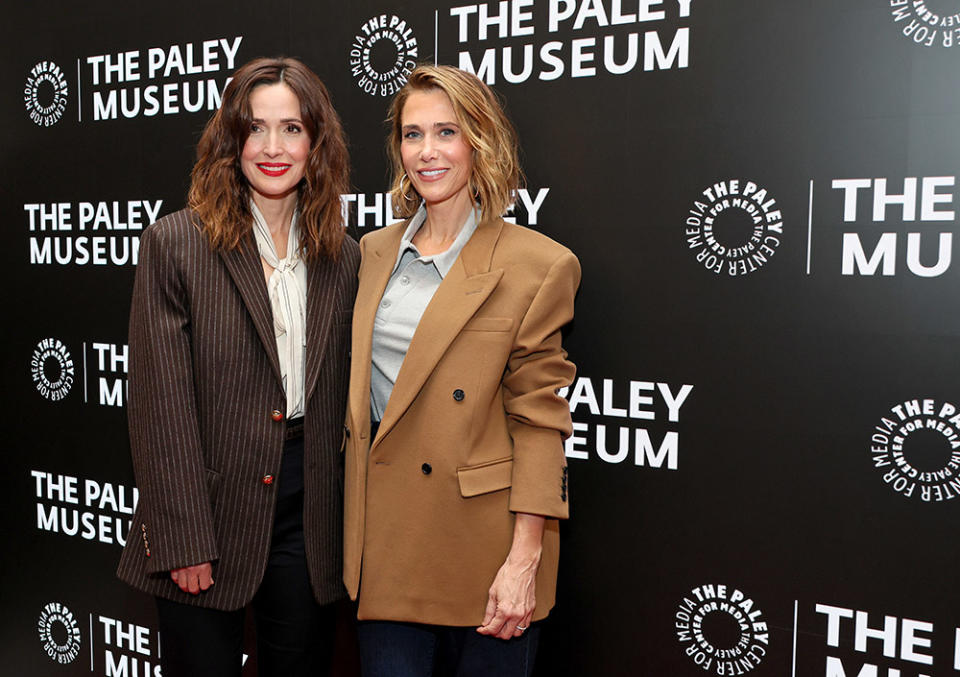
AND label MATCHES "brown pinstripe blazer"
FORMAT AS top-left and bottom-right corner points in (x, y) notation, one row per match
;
(117, 208), (359, 611)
